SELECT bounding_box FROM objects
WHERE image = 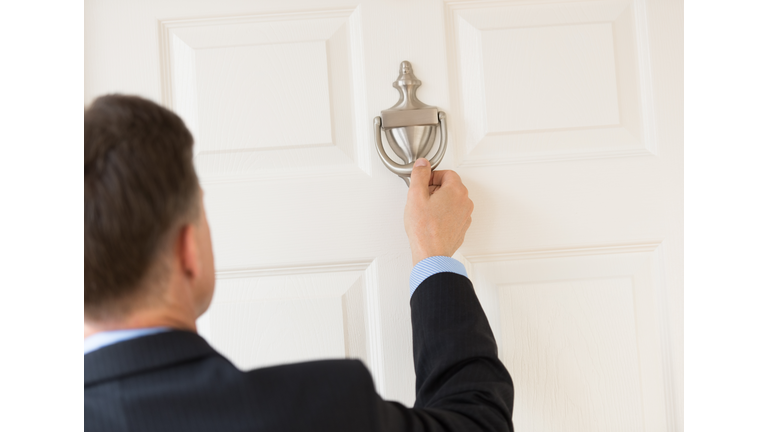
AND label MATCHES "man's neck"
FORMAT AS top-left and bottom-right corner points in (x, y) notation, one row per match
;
(85, 275), (204, 339)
